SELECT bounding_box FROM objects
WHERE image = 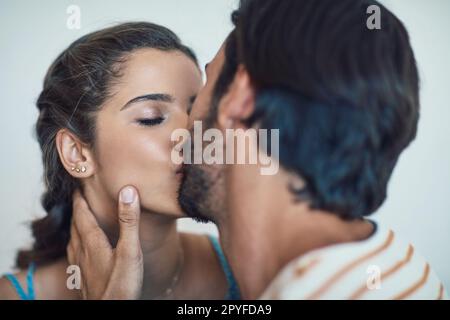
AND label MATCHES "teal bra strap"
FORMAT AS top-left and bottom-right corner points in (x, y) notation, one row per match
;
(4, 262), (36, 300)
(208, 235), (241, 300)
